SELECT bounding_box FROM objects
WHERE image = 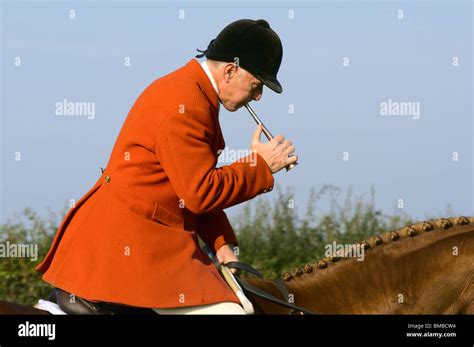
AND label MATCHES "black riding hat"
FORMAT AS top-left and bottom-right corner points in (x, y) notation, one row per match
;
(196, 19), (283, 94)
